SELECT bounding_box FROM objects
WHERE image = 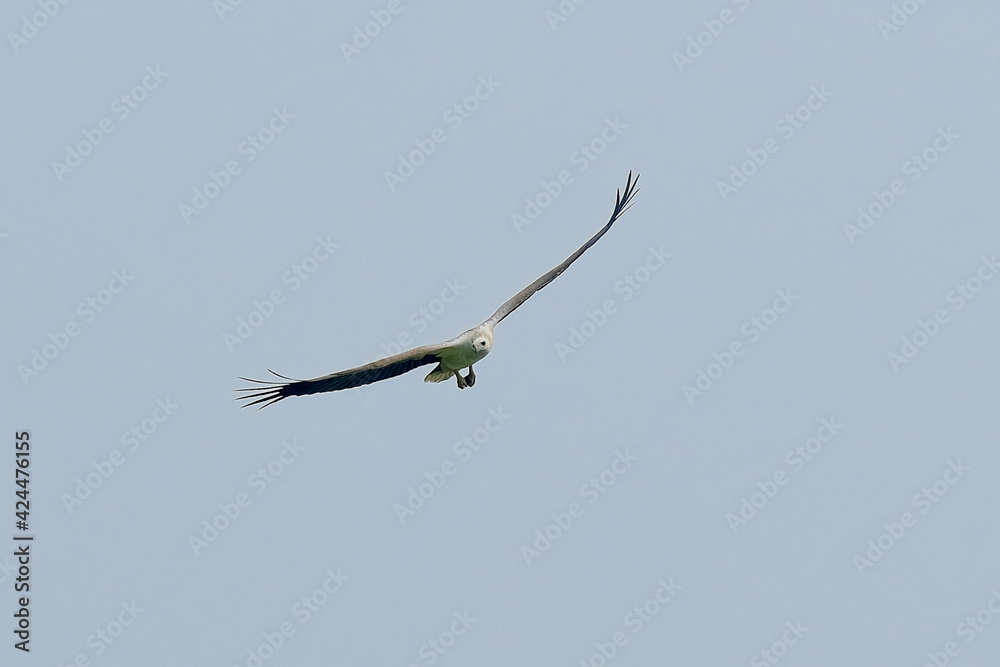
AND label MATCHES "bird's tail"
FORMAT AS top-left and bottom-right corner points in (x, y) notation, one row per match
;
(424, 364), (454, 383)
